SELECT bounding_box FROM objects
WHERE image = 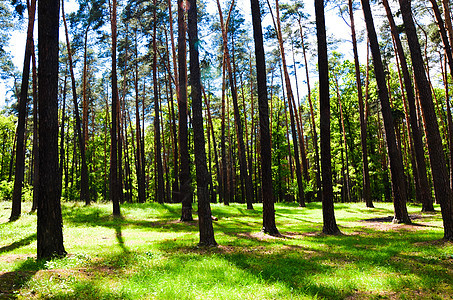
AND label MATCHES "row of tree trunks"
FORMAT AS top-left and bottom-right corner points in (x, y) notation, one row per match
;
(399, 0), (453, 240)
(347, 0), (372, 208)
(216, 0), (254, 210)
(361, 0), (410, 224)
(62, 0), (90, 207)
